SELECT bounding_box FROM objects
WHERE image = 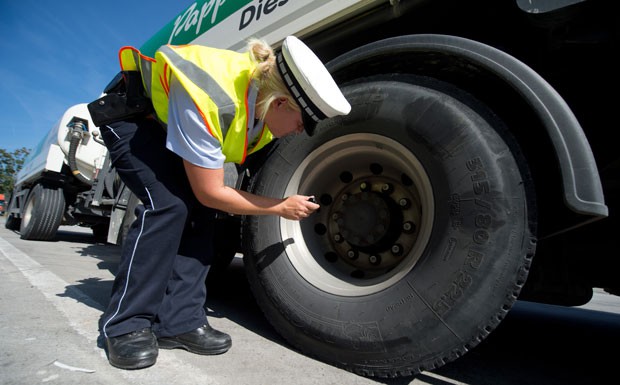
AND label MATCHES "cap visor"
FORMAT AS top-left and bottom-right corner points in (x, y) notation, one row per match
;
(302, 111), (318, 136)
